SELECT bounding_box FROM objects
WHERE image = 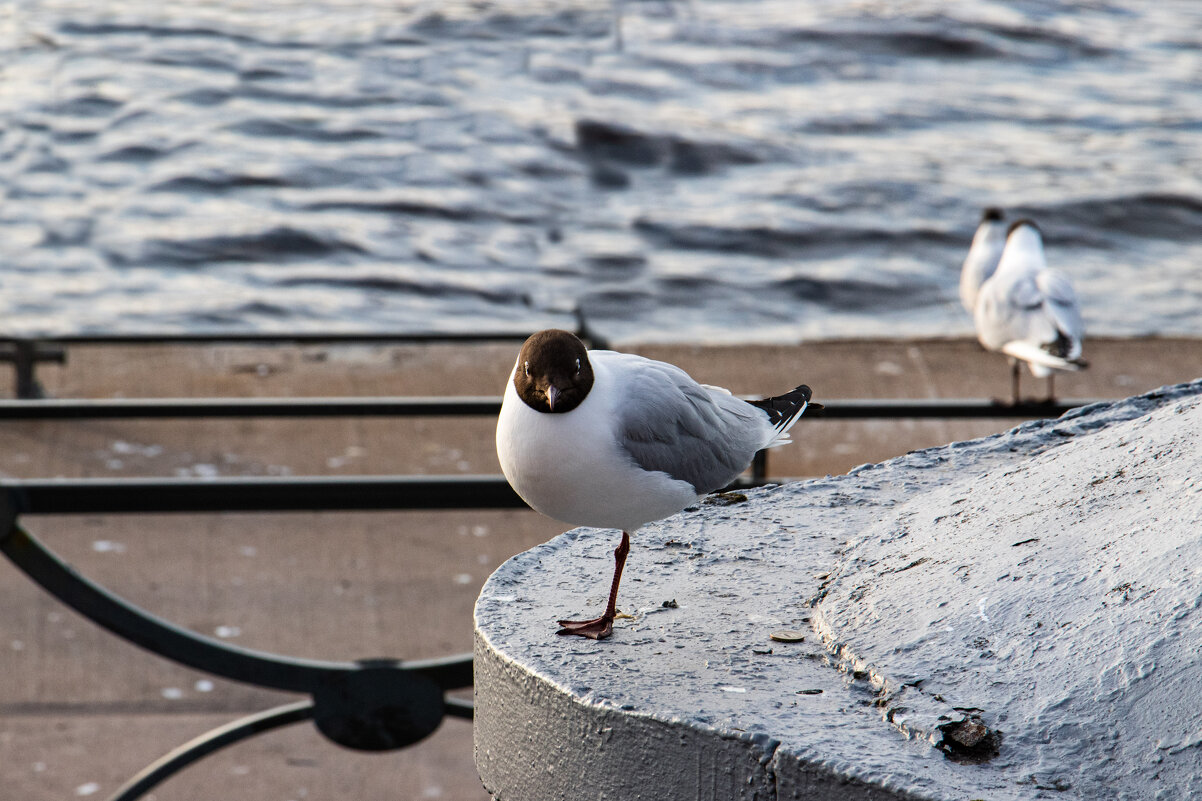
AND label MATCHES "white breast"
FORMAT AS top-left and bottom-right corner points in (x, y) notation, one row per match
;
(495, 359), (700, 533)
